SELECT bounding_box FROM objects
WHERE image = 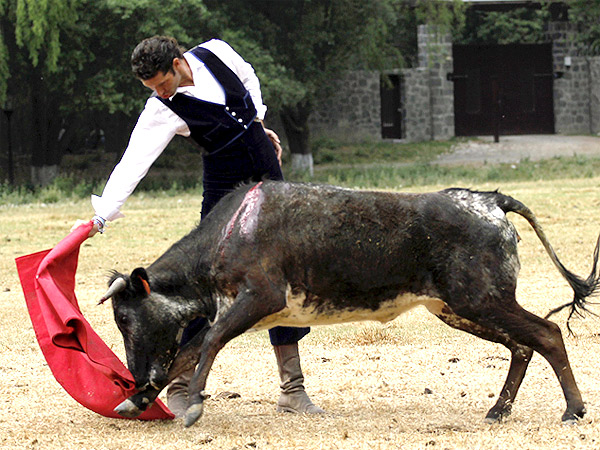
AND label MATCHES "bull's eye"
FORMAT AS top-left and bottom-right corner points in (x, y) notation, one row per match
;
(117, 314), (129, 327)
